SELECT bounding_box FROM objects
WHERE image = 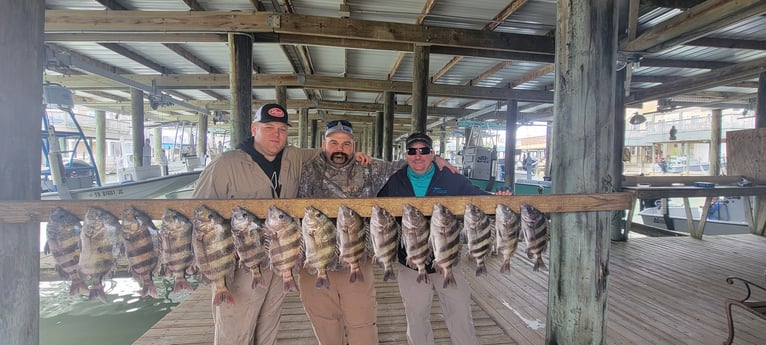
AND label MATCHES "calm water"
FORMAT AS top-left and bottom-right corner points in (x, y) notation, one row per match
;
(39, 224), (198, 345)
